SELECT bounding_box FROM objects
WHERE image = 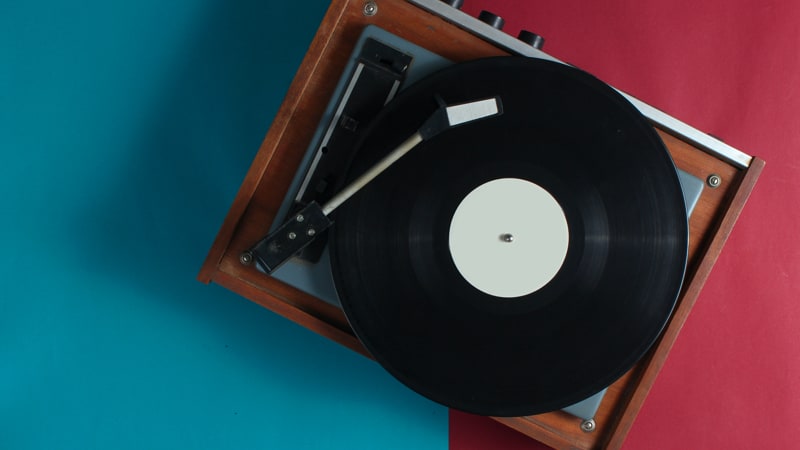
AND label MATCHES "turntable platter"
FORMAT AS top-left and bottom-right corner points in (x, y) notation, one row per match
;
(329, 57), (689, 417)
